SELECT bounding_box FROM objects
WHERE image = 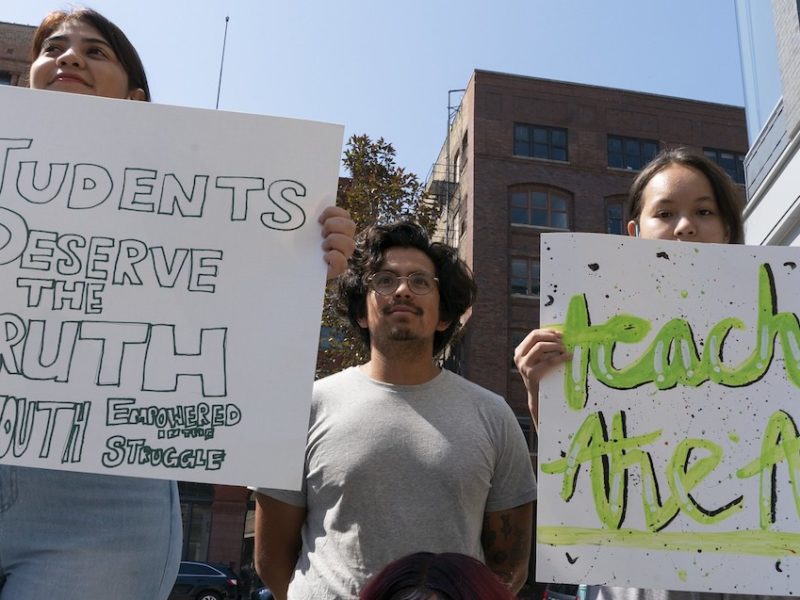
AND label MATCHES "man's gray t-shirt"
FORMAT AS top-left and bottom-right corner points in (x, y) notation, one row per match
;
(259, 366), (537, 600)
